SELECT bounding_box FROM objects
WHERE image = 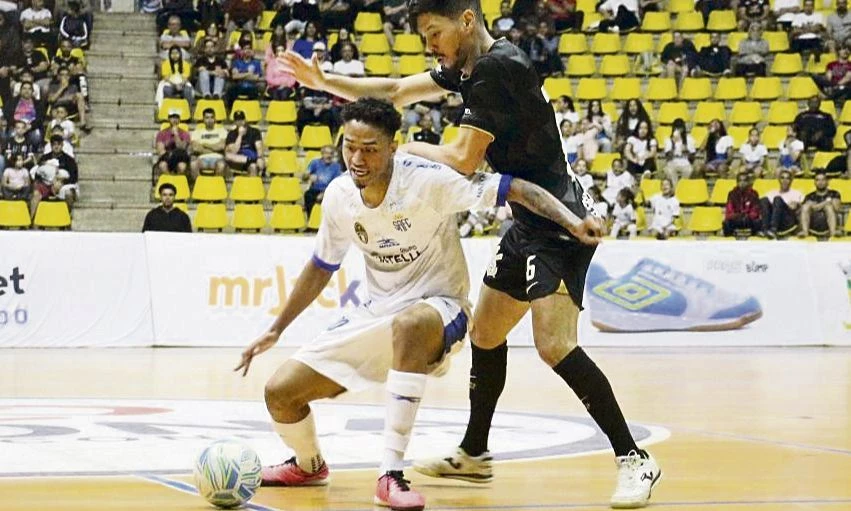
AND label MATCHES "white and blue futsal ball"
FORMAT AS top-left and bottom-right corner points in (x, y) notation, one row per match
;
(193, 439), (262, 509)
